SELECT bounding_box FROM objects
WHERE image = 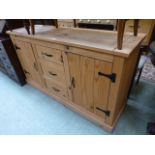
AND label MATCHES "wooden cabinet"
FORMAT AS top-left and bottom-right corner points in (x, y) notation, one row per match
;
(8, 26), (145, 131)
(14, 39), (43, 87)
